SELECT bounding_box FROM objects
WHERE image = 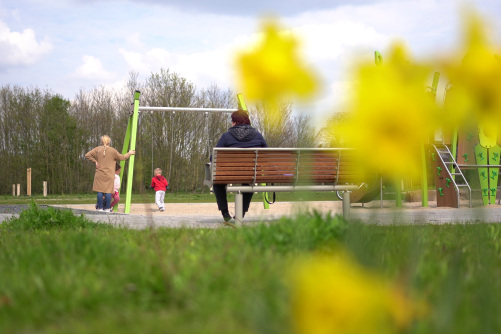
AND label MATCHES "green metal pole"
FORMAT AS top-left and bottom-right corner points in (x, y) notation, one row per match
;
(420, 145), (428, 207)
(375, 51), (402, 206)
(124, 90), (140, 214)
(374, 51), (383, 66)
(115, 115), (133, 212)
(450, 128), (458, 180)
(121, 117), (132, 169)
(396, 181), (402, 208)
(237, 93), (247, 112)
(431, 72), (440, 95)
(237, 93), (270, 210)
(113, 114), (133, 212)
(421, 72), (440, 207)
